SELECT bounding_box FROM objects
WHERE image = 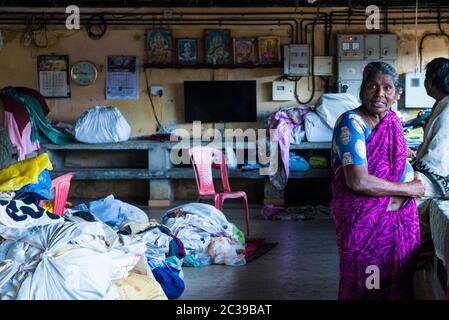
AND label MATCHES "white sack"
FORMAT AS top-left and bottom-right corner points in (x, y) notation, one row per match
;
(314, 93), (359, 129)
(304, 112), (334, 142)
(74, 106), (131, 144)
